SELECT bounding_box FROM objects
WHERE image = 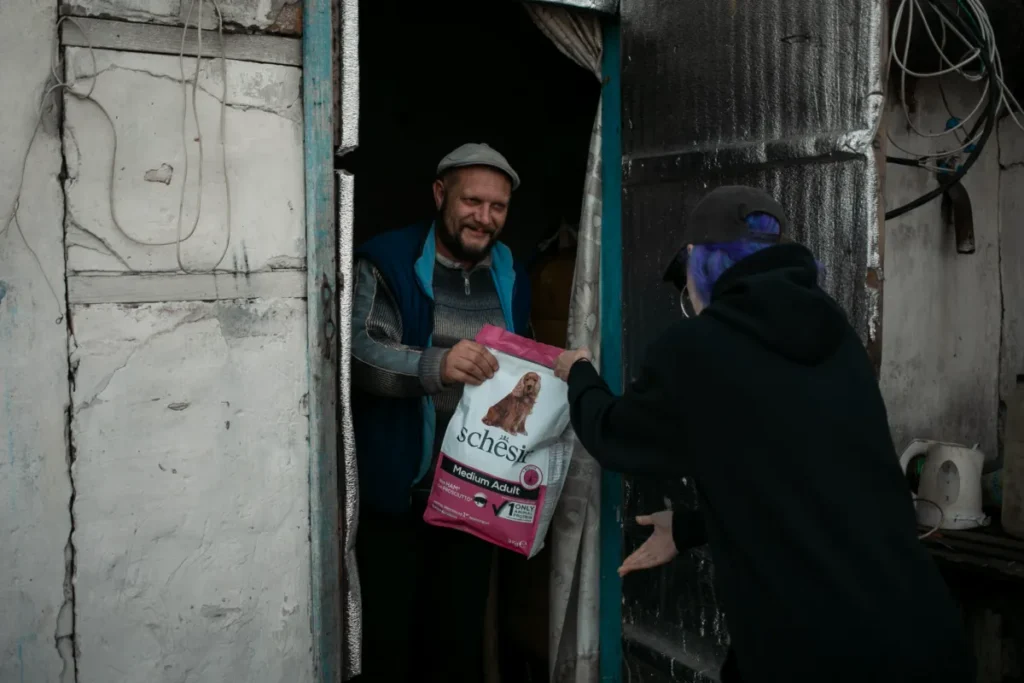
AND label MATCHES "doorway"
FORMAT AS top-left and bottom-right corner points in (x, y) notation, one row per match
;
(348, 0), (600, 680)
